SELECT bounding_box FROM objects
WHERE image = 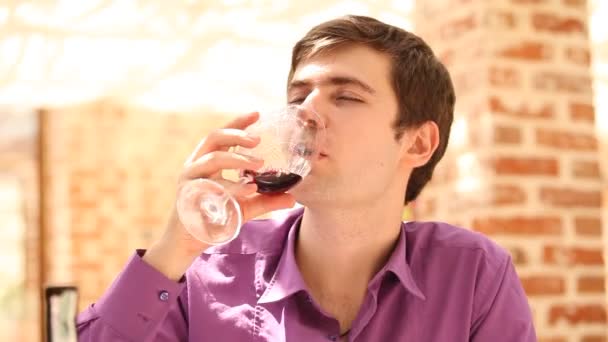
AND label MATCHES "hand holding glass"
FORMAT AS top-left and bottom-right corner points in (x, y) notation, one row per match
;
(176, 105), (325, 245)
